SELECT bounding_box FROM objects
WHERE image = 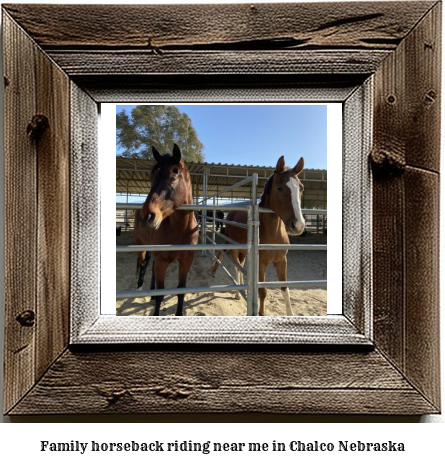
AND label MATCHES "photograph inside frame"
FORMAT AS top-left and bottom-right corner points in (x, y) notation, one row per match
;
(108, 103), (341, 317)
